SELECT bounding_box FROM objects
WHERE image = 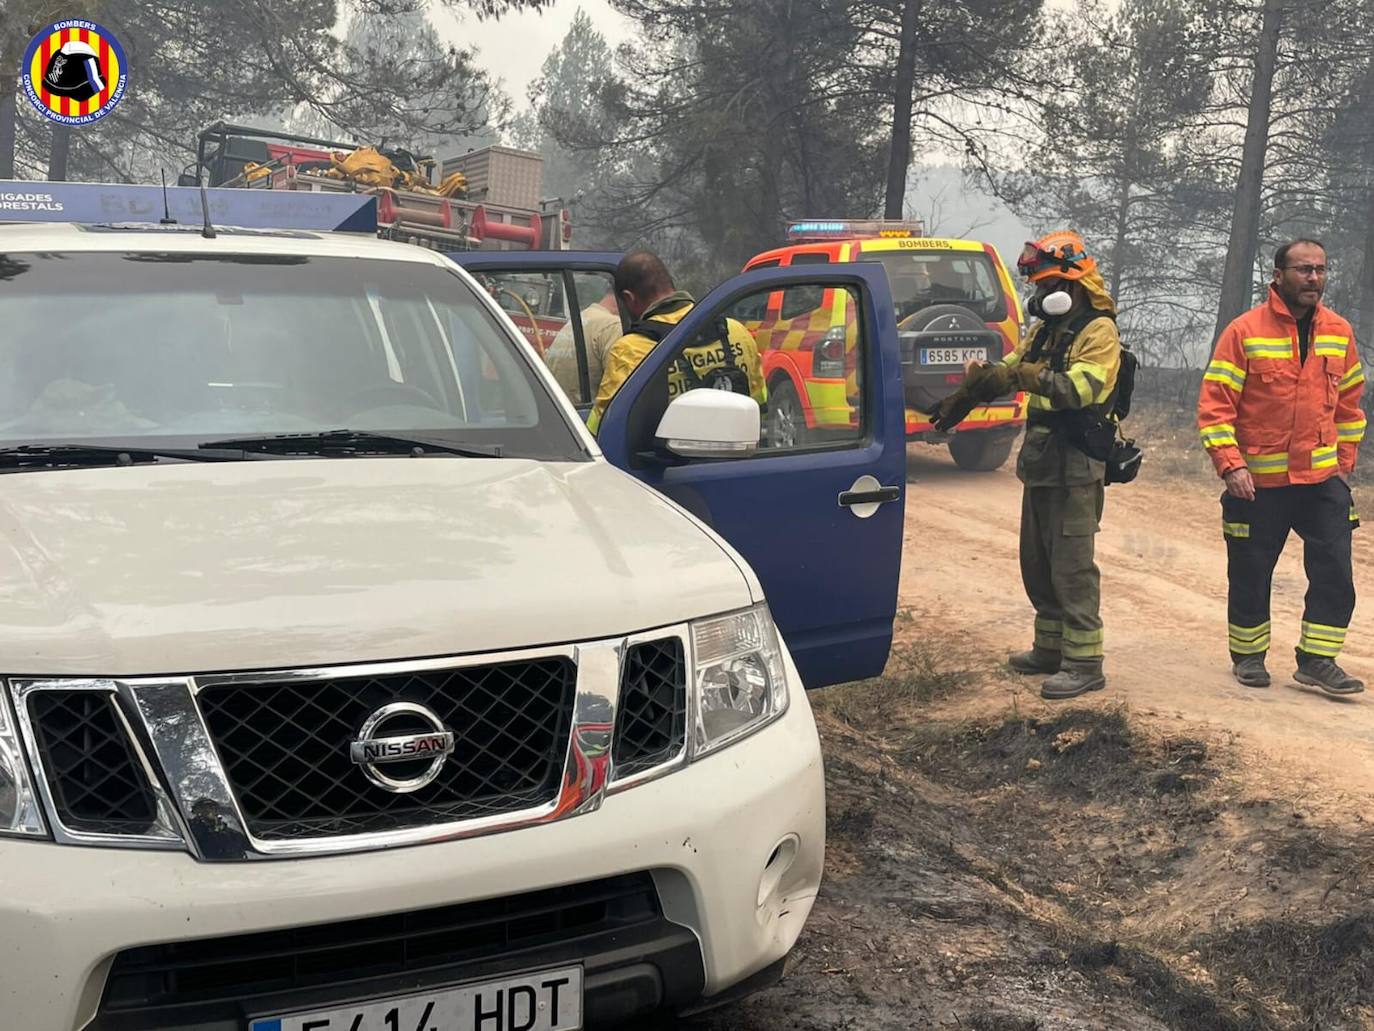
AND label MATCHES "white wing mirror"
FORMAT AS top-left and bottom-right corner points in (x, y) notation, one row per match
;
(655, 389), (760, 459)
